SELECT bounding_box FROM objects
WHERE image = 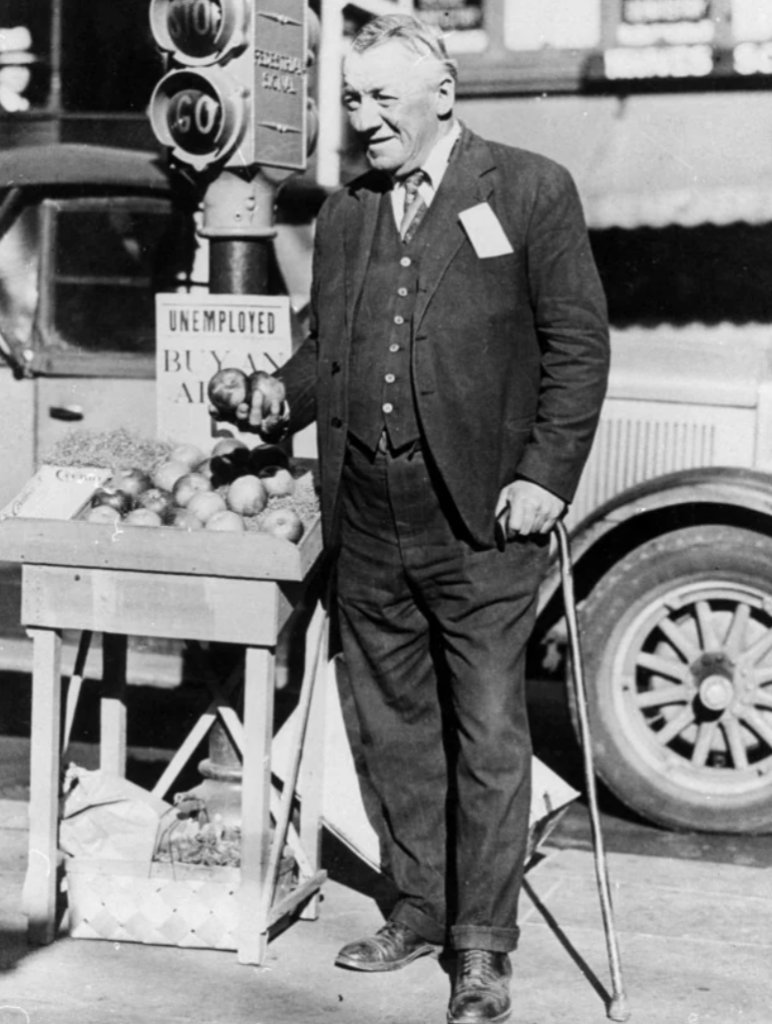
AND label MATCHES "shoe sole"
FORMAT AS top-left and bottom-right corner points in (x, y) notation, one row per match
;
(447, 1008), (511, 1024)
(334, 944), (436, 972)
